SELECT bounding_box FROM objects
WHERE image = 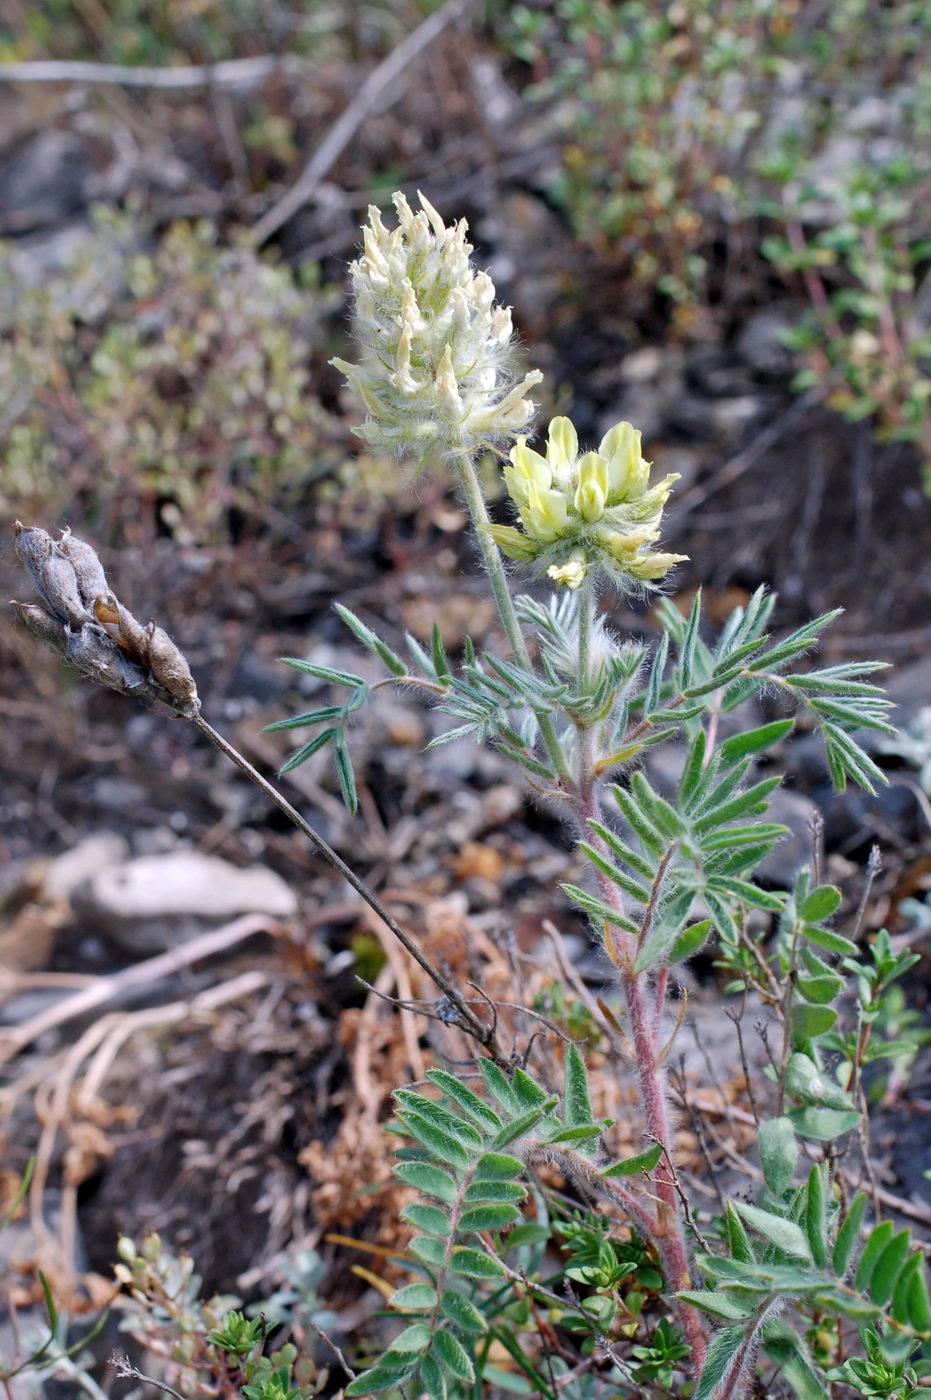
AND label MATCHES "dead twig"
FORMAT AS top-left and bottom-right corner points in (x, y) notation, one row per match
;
(0, 914), (281, 1064)
(0, 55), (310, 89)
